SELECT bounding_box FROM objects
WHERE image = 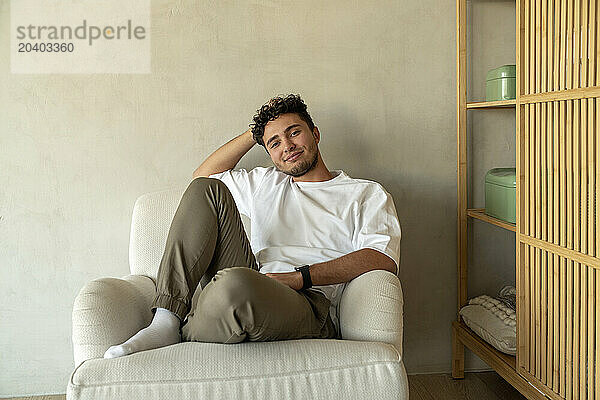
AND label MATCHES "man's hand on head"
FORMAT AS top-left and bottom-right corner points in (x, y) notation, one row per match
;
(265, 271), (303, 291)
